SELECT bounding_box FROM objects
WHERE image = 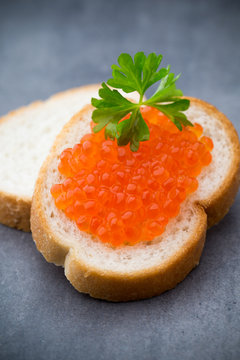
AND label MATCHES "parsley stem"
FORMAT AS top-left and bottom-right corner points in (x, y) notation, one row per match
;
(130, 109), (138, 128)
